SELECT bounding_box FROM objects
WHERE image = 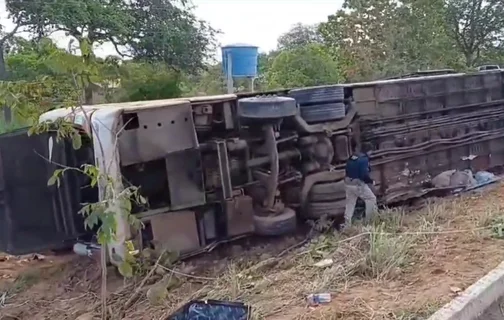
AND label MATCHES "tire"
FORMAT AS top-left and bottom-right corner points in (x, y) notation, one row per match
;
(238, 96), (298, 119)
(305, 200), (346, 219)
(289, 85), (345, 105)
(300, 102), (346, 123)
(254, 207), (297, 236)
(309, 180), (345, 202)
